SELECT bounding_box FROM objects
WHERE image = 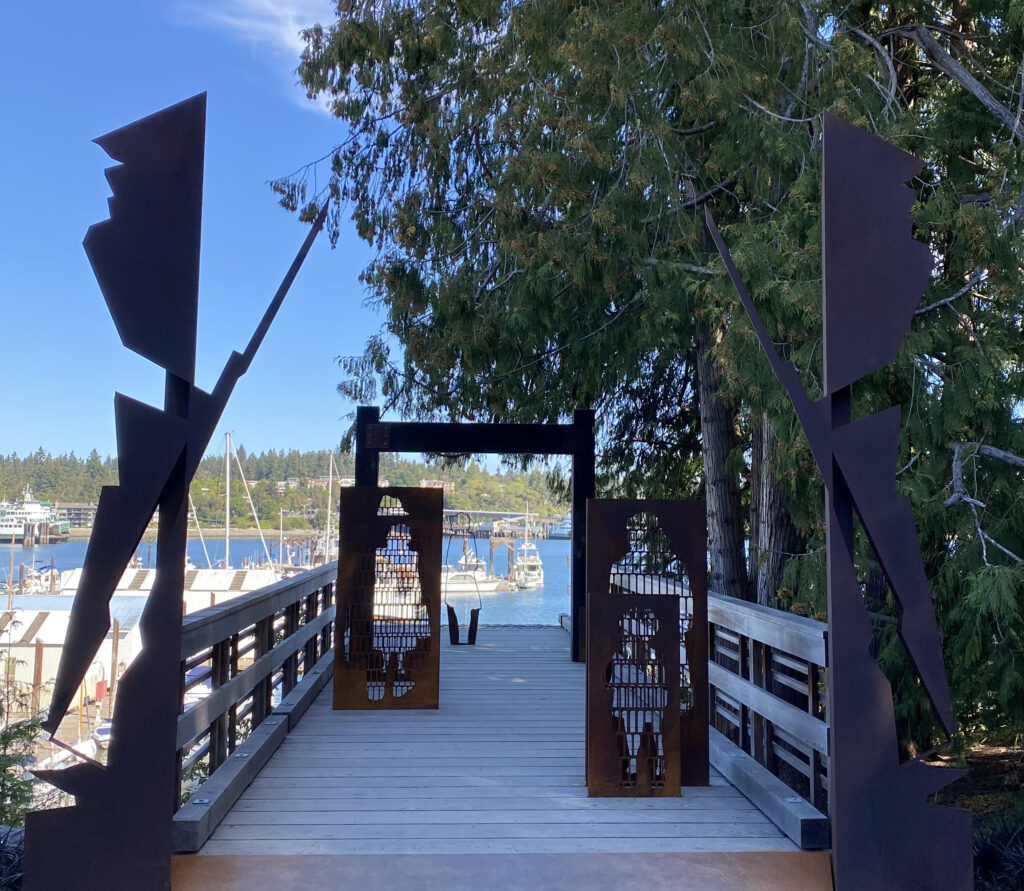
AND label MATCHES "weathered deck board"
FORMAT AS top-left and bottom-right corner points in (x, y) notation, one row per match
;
(201, 626), (795, 855)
